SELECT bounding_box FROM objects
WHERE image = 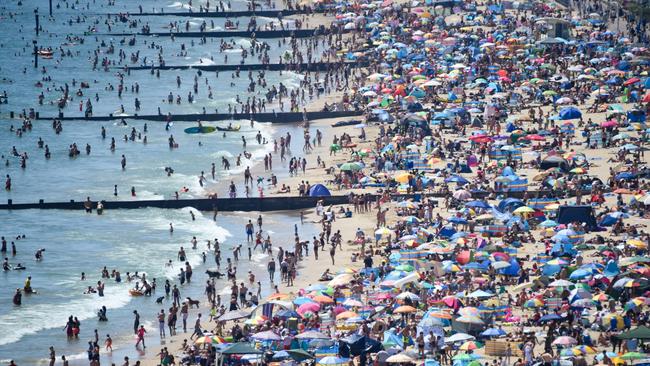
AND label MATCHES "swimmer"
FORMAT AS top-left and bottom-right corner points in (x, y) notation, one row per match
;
(35, 248), (45, 261)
